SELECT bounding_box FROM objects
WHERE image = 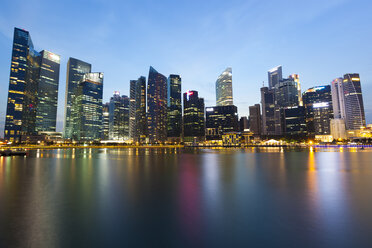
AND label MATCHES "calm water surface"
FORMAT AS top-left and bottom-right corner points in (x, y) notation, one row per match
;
(1, 148), (372, 247)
